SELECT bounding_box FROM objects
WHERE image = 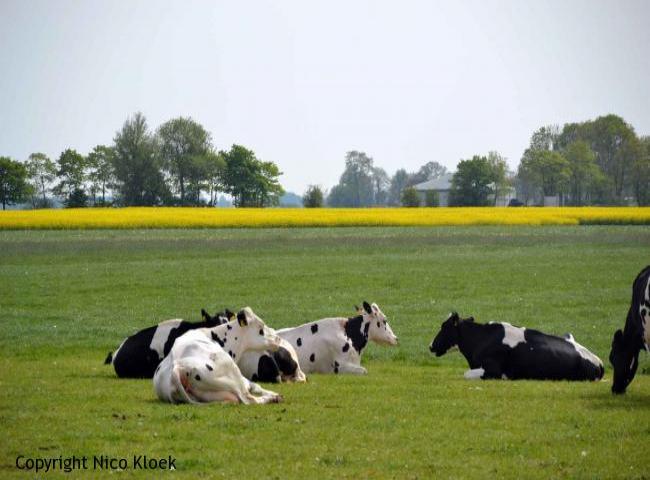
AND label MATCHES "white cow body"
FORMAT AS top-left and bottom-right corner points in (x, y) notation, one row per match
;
(238, 336), (307, 383)
(276, 302), (398, 375)
(153, 308), (283, 405)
